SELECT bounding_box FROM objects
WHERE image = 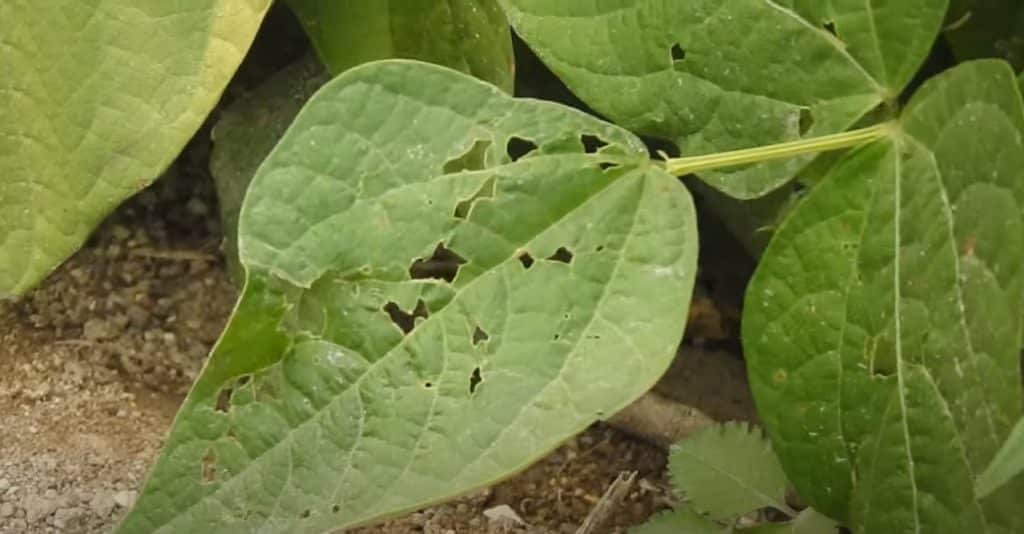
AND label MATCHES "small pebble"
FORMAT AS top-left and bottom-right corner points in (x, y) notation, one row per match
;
(112, 490), (137, 509)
